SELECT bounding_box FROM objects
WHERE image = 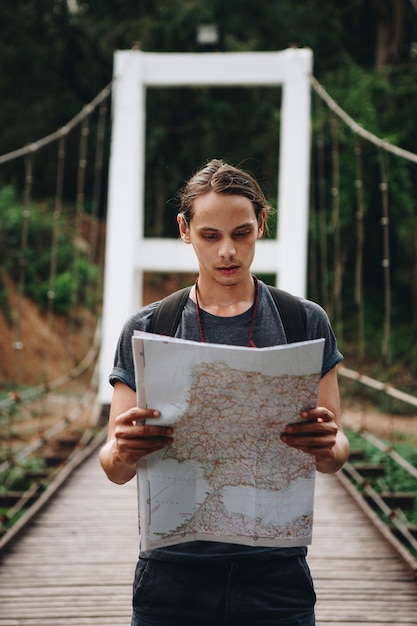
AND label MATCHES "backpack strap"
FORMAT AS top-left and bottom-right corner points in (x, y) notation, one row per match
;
(149, 287), (192, 336)
(266, 286), (307, 343)
(149, 283), (307, 343)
